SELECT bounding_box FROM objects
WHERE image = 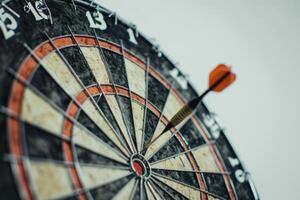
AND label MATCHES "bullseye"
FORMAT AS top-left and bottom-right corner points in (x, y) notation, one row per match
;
(132, 160), (145, 176)
(130, 154), (151, 178)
